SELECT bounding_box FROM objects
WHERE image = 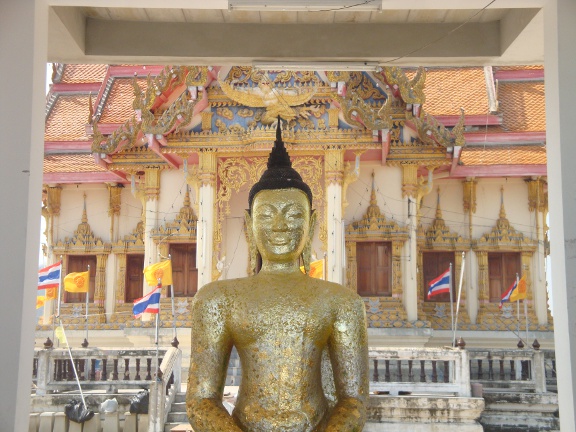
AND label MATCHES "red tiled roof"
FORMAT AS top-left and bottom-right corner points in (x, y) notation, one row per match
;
(99, 78), (146, 123)
(460, 145), (546, 166)
(494, 65), (543, 71)
(45, 95), (91, 141)
(420, 67), (489, 116)
(60, 64), (108, 84)
(44, 154), (106, 173)
(498, 81), (546, 132)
